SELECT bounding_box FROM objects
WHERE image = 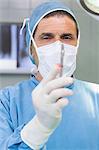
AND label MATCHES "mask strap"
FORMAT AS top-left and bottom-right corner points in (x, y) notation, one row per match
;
(20, 17), (37, 60)
(20, 18), (30, 35)
(27, 22), (37, 52)
(77, 31), (80, 48)
(27, 21), (39, 66)
(20, 18), (39, 76)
